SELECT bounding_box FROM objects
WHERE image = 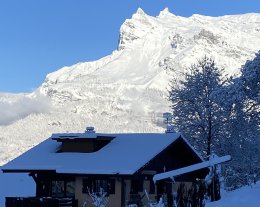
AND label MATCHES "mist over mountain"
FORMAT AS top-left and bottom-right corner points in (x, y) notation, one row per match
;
(0, 92), (51, 126)
(0, 8), (260, 165)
